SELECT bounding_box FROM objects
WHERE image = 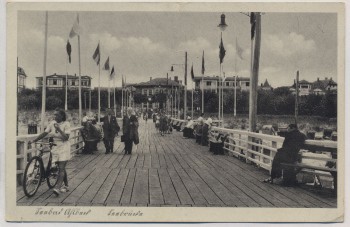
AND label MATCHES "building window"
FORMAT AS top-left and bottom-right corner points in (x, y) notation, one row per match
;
(206, 81), (211, 86)
(52, 79), (57, 85)
(149, 89), (153, 95)
(195, 81), (200, 87)
(226, 82), (230, 87)
(143, 89), (147, 95)
(245, 82), (250, 86)
(82, 80), (88, 86)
